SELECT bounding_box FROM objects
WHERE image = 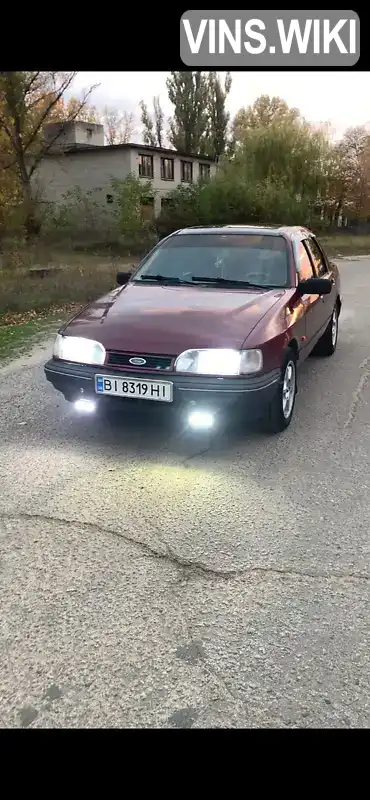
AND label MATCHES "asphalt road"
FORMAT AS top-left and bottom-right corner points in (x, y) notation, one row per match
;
(1, 257), (370, 729)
